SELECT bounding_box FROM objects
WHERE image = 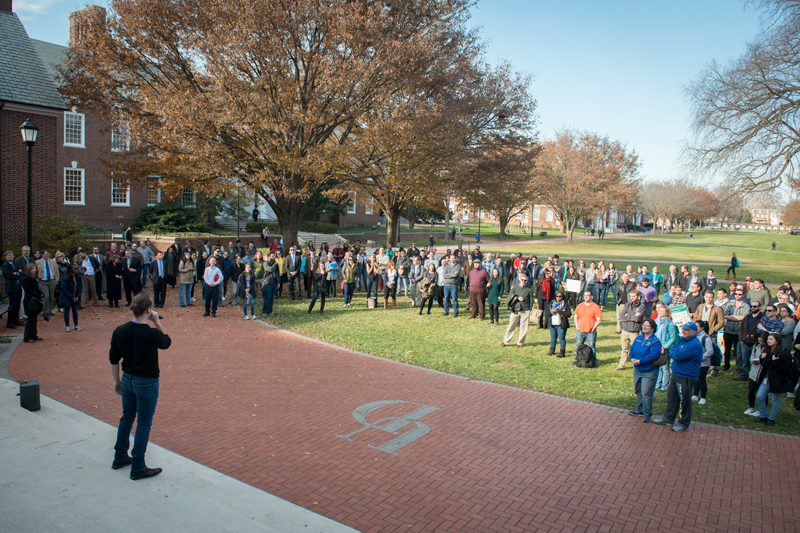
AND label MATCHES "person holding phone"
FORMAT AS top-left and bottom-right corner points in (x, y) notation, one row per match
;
(110, 293), (171, 480)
